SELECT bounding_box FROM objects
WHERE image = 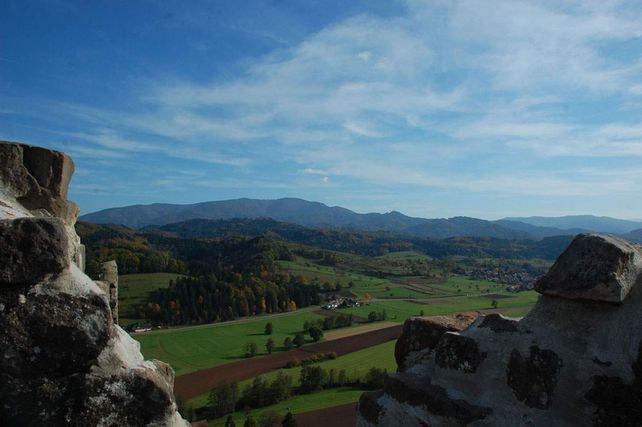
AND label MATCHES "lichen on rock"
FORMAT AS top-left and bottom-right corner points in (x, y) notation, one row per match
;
(0, 141), (189, 426)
